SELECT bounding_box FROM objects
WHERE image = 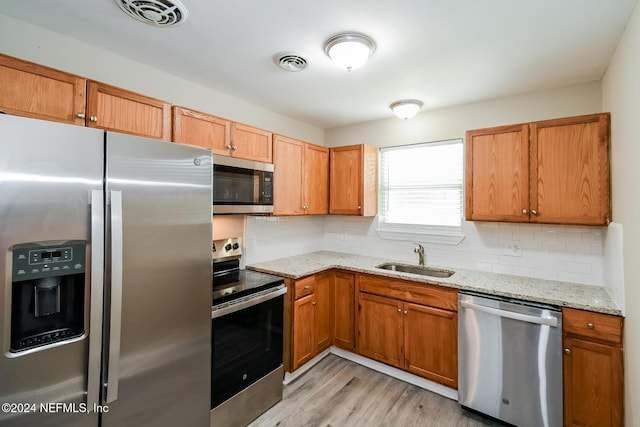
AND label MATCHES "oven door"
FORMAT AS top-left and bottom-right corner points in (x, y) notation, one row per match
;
(211, 287), (285, 409)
